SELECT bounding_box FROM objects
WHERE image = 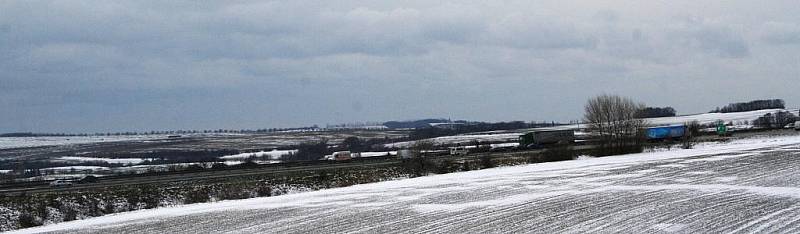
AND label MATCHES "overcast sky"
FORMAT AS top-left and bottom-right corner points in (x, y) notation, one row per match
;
(2, 1), (800, 133)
